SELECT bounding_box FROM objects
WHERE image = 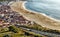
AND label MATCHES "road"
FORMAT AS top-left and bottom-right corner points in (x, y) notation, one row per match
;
(15, 25), (60, 37)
